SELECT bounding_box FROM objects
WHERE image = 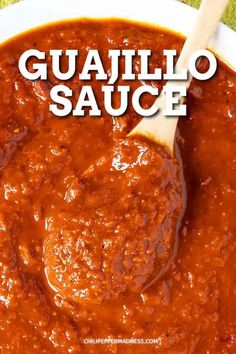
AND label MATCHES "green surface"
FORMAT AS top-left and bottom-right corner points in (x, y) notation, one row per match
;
(182, 0), (236, 30)
(0, 0), (18, 7)
(0, 0), (235, 30)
